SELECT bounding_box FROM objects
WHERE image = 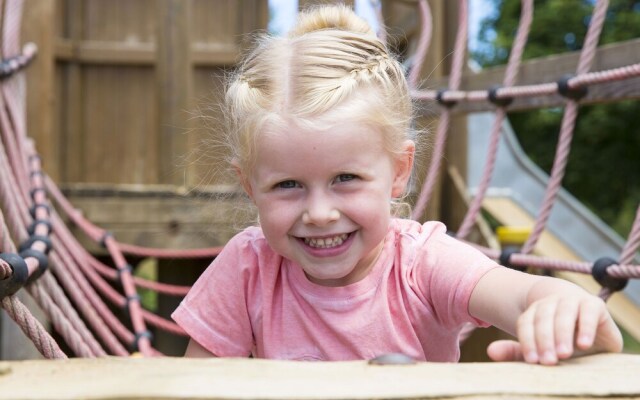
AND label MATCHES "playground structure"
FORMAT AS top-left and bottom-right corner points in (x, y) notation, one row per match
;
(0, 0), (639, 398)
